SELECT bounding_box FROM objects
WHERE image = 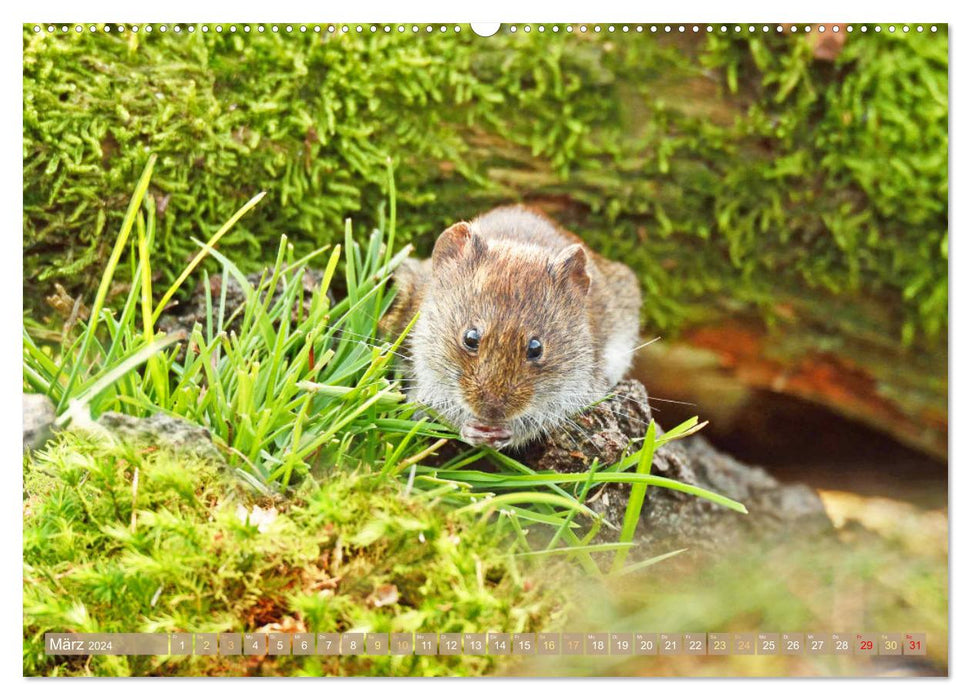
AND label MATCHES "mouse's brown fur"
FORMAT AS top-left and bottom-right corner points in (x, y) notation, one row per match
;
(383, 205), (642, 449)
